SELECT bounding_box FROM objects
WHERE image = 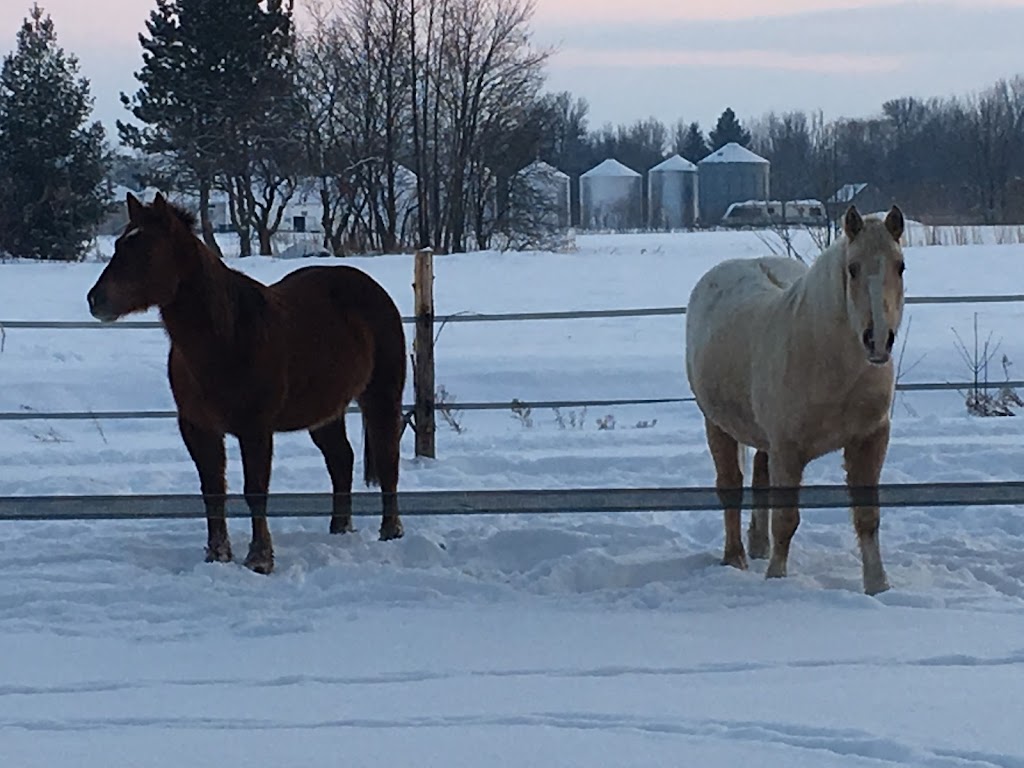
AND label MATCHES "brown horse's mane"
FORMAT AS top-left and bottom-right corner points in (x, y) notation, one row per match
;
(153, 199), (271, 342)
(164, 200), (198, 233)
